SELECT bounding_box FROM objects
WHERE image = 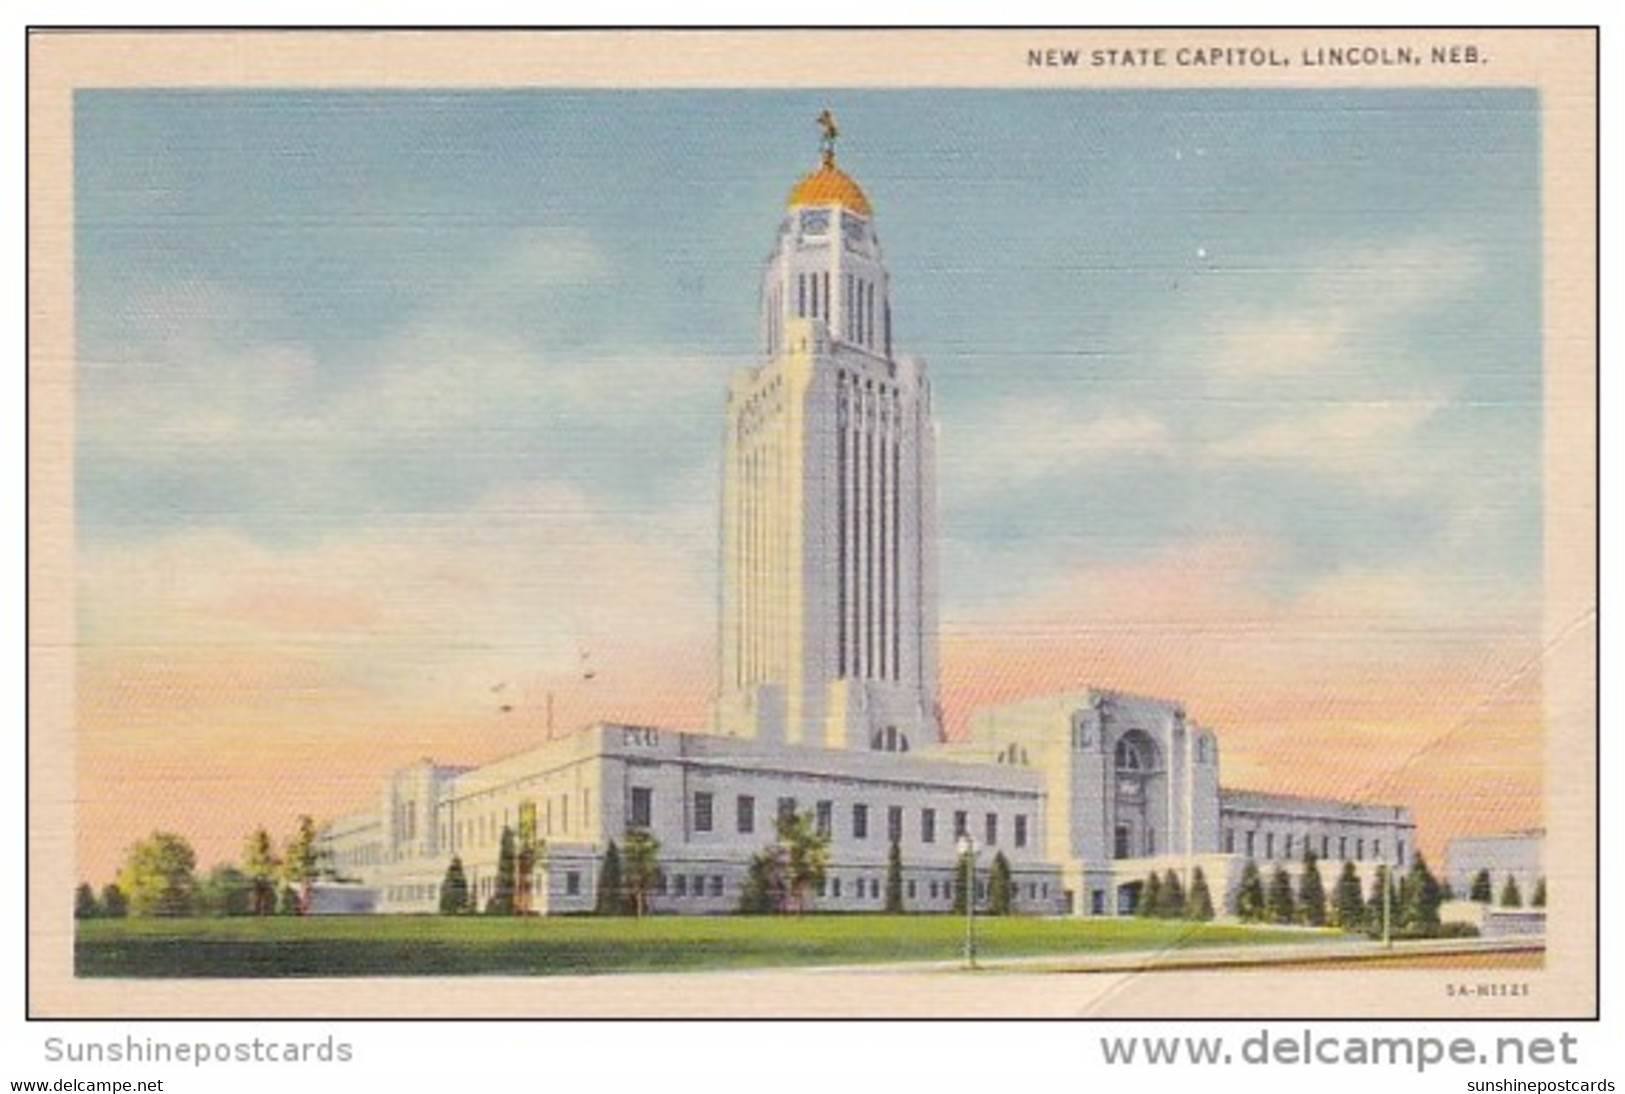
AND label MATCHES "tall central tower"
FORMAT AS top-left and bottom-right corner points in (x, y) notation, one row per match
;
(717, 114), (941, 752)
